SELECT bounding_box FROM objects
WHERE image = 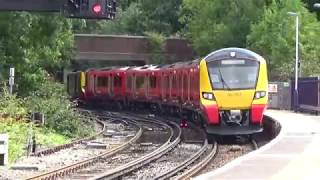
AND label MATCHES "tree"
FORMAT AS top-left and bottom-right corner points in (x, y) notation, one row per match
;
(247, 0), (320, 80)
(180, 0), (266, 56)
(145, 32), (166, 64)
(0, 12), (73, 94)
(74, 0), (184, 36)
(138, 0), (183, 35)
